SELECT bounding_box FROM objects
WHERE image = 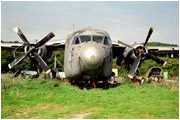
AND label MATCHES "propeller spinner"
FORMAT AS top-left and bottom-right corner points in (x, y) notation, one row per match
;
(8, 27), (56, 74)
